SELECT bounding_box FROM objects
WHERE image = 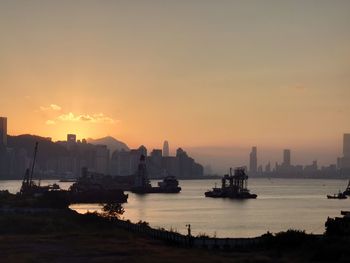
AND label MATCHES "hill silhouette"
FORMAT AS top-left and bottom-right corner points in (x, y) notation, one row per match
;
(87, 136), (129, 153)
